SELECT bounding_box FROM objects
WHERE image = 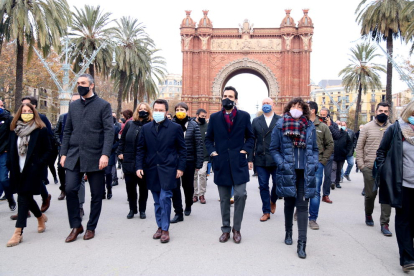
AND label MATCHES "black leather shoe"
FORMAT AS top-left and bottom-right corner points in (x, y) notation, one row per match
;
(285, 231), (293, 245)
(170, 214), (184, 223)
(127, 210), (135, 219)
(366, 215), (374, 226)
(336, 184), (342, 189)
(297, 240), (307, 259)
(331, 183), (335, 190)
(107, 190), (112, 200)
(139, 212), (146, 219)
(111, 180), (118, 186)
(9, 199), (16, 211)
(184, 208), (191, 216)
